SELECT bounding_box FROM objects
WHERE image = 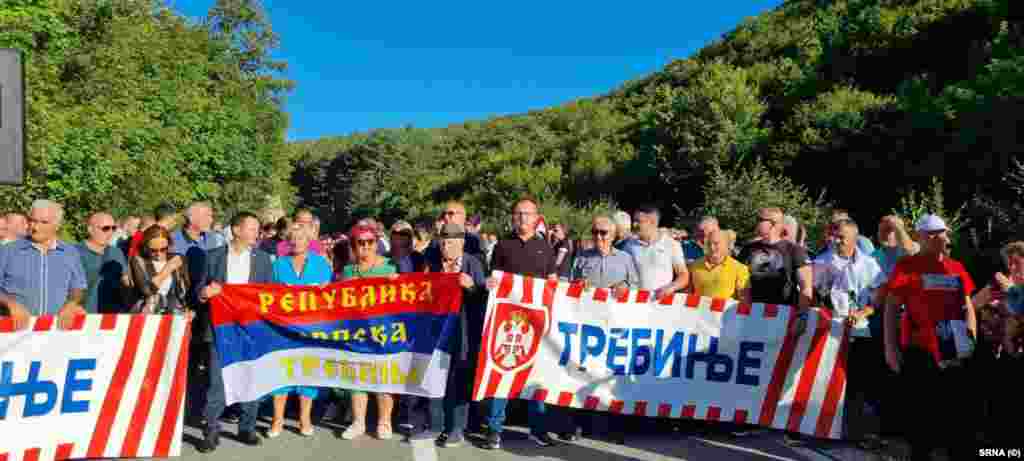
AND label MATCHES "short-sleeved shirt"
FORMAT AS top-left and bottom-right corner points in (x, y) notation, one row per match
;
(813, 249), (885, 337)
(0, 239), (88, 315)
(620, 235), (686, 291)
(885, 254), (974, 364)
(272, 253), (333, 286)
(689, 256), (750, 300)
(490, 235), (557, 278)
(570, 247), (639, 289)
(739, 239), (809, 305)
(75, 243), (129, 313)
(341, 258), (398, 280)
